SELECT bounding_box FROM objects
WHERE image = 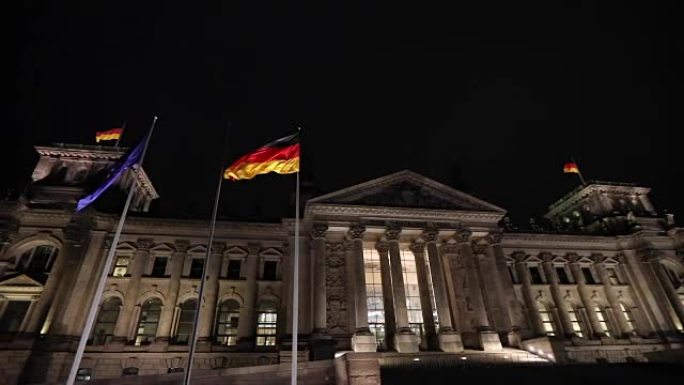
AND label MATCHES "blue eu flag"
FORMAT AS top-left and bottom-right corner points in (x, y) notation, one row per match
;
(76, 135), (147, 212)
